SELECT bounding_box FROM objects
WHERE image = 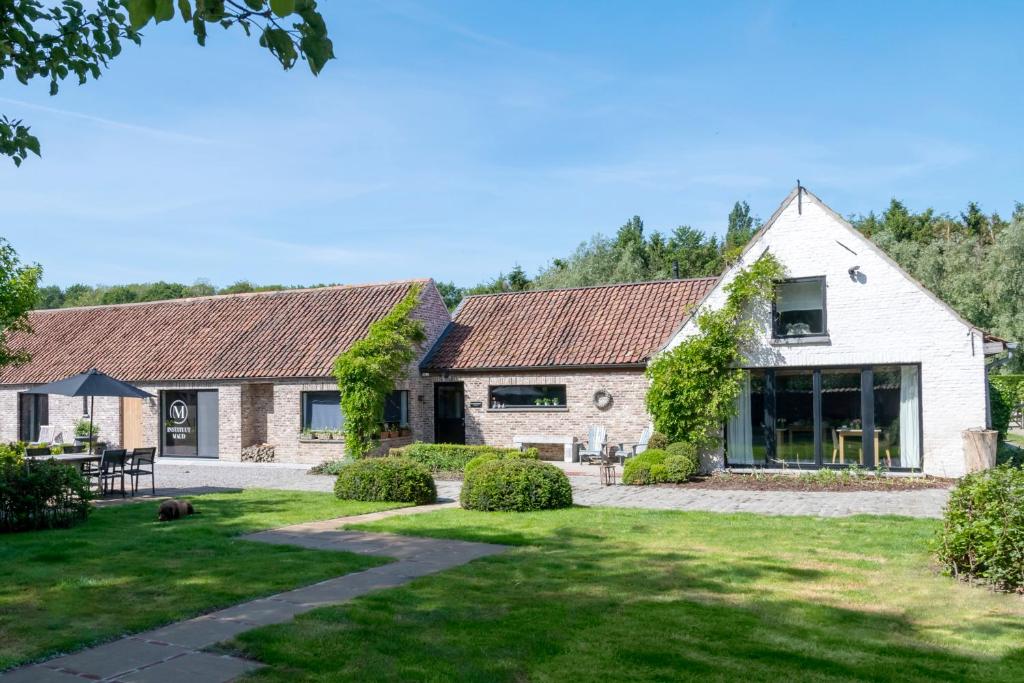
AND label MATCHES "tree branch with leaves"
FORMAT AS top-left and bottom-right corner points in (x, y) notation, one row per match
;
(0, 0), (333, 165)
